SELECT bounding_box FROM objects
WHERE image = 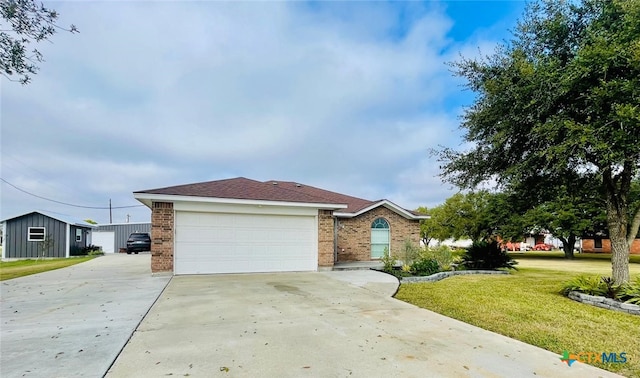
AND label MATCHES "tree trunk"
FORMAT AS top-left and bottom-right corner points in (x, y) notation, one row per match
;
(559, 236), (575, 259)
(603, 168), (631, 284)
(607, 206), (630, 284)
